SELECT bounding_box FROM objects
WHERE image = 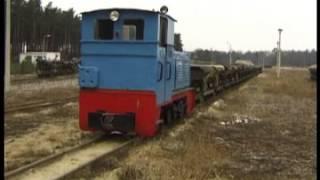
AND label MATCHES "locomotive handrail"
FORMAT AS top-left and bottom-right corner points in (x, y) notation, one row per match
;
(80, 53), (157, 58)
(158, 61), (163, 81)
(80, 40), (159, 44)
(166, 61), (171, 80)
